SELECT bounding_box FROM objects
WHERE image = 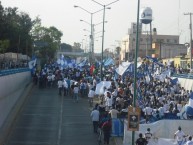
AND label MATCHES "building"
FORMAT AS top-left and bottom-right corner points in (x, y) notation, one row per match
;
(120, 22), (187, 61)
